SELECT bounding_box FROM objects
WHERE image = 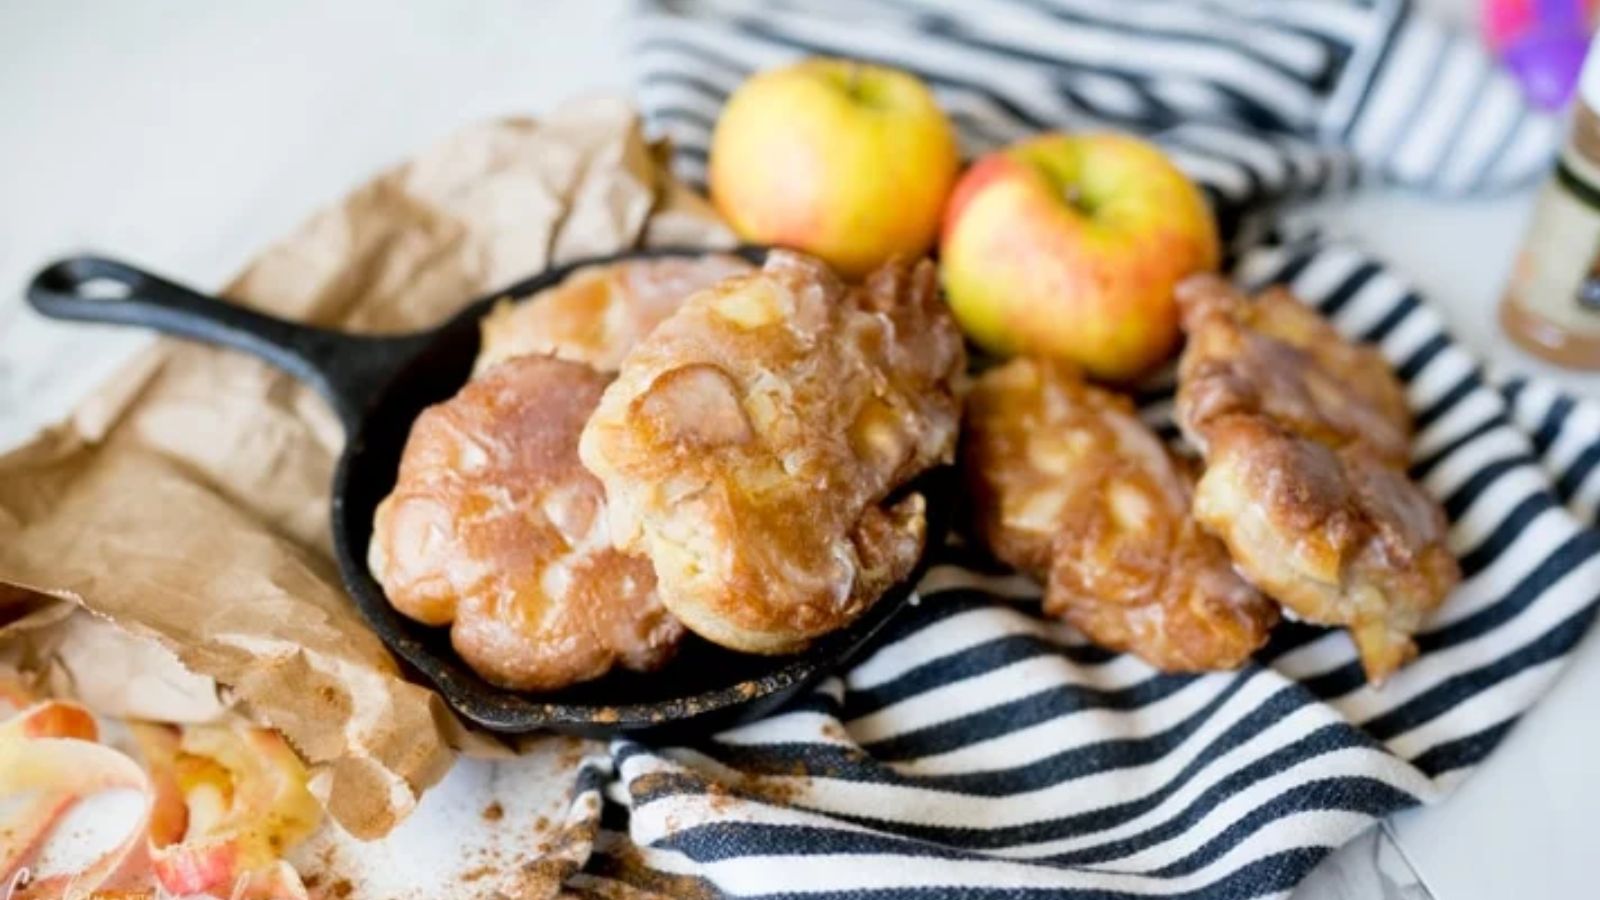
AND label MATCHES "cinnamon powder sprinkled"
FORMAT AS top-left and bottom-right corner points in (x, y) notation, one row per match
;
(589, 837), (719, 900)
(556, 735), (589, 769)
(481, 801), (504, 822)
